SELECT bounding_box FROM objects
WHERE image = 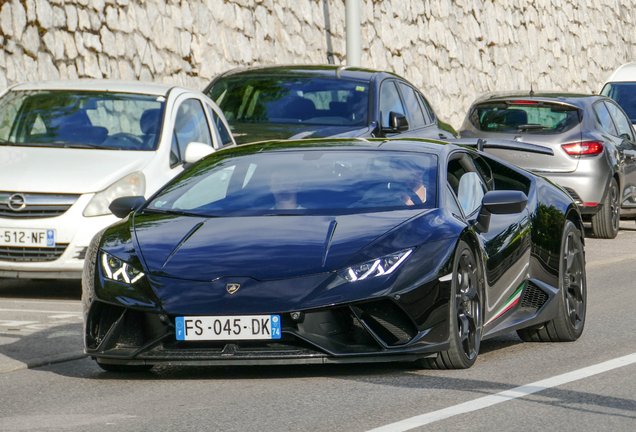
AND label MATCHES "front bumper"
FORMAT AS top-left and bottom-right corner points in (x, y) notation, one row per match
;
(85, 299), (447, 366)
(0, 194), (119, 279)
